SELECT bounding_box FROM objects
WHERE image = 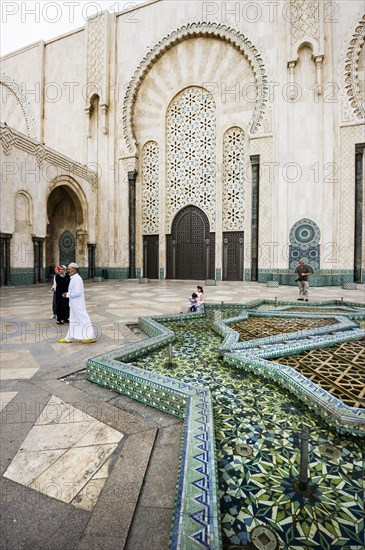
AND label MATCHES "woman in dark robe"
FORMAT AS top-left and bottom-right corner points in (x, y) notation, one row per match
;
(55, 265), (70, 324)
